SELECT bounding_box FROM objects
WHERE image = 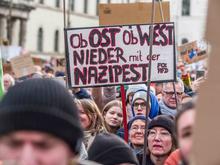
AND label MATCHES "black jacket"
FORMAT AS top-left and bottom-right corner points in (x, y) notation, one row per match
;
(136, 153), (154, 165)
